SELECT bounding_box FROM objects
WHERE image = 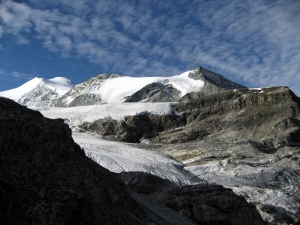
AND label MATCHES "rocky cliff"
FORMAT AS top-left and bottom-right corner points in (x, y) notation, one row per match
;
(83, 86), (299, 146)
